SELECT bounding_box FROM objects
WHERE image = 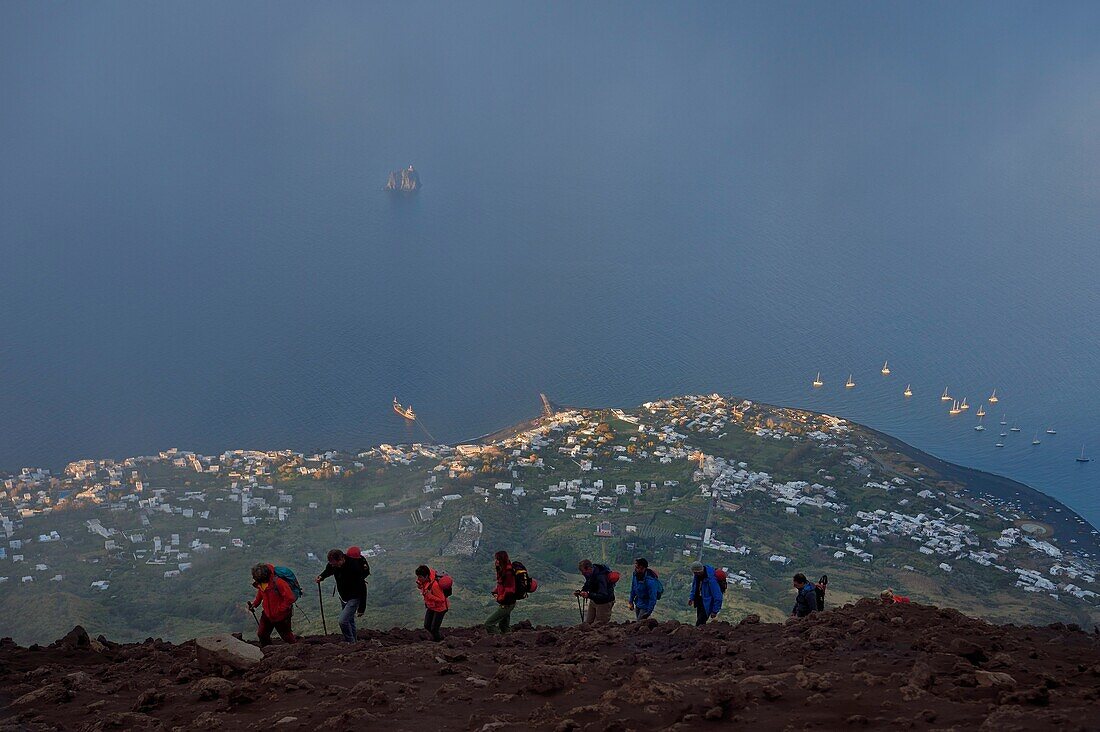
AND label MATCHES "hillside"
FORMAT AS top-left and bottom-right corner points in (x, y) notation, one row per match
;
(2, 395), (1098, 644)
(2, 601), (1100, 731)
